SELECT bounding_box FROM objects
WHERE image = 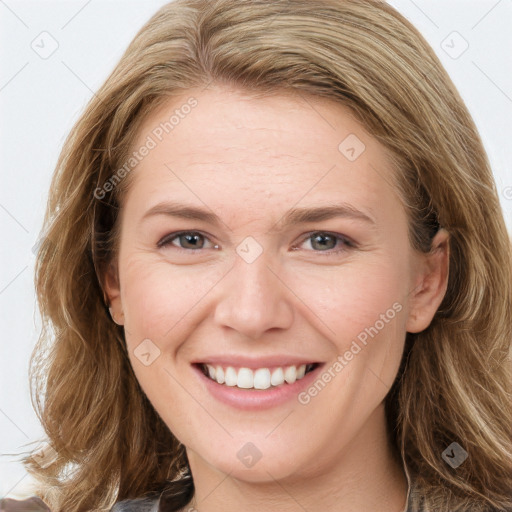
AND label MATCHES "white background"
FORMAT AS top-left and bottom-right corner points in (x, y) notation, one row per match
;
(1, 0), (511, 498)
